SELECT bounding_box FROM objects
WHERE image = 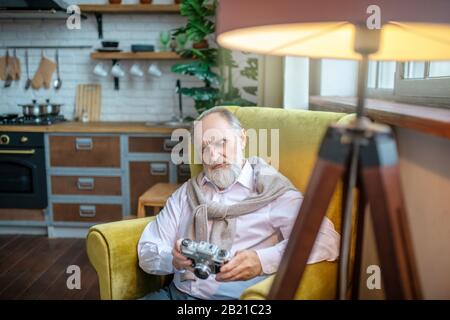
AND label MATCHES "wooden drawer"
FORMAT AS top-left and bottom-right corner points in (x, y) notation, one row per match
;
(0, 208), (45, 221)
(128, 136), (177, 153)
(51, 176), (121, 195)
(49, 136), (120, 167)
(129, 161), (169, 215)
(52, 203), (122, 222)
